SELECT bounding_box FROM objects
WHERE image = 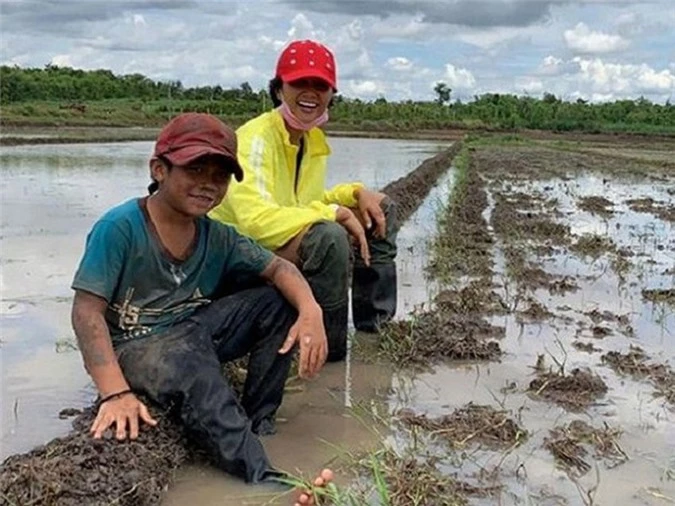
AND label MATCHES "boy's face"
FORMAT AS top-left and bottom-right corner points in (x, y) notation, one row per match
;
(152, 155), (233, 217)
